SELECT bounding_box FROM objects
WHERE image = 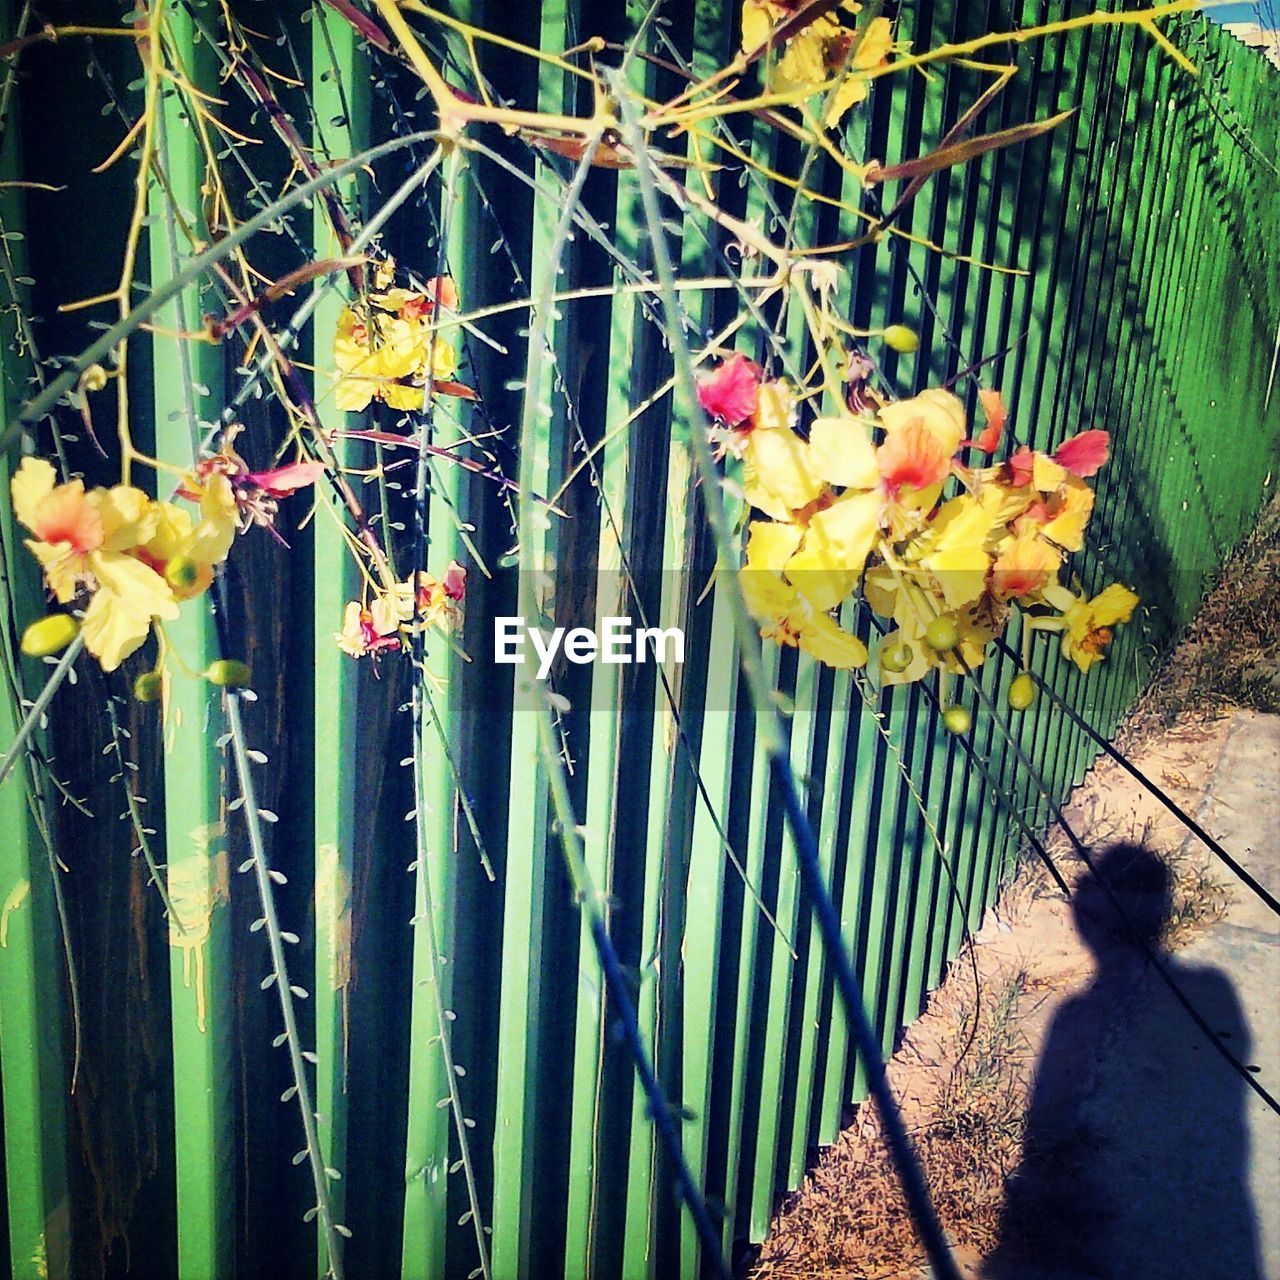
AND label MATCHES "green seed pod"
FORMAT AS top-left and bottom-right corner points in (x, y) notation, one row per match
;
(1008, 673), (1037, 711)
(133, 671), (163, 703)
(925, 617), (959, 652)
(20, 613), (80, 658)
(205, 659), (251, 688)
(165, 555), (199, 592)
(879, 641), (914, 673)
(882, 324), (919, 354)
(942, 704), (972, 736)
